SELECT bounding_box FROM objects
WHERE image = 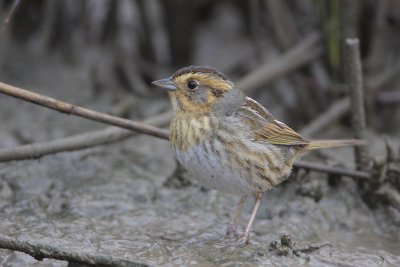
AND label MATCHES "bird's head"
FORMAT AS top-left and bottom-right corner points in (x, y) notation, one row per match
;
(152, 66), (244, 115)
